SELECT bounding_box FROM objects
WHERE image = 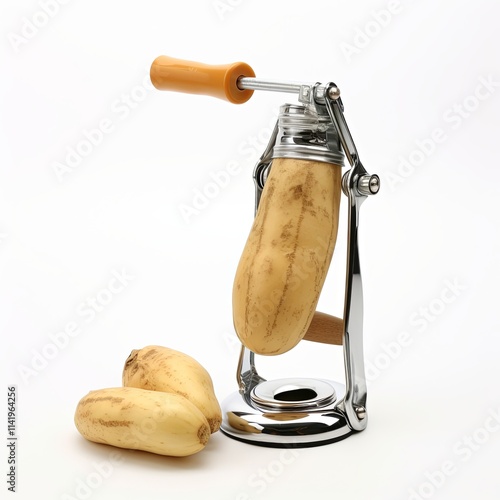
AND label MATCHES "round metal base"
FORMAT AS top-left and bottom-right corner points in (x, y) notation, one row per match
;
(221, 378), (354, 448)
